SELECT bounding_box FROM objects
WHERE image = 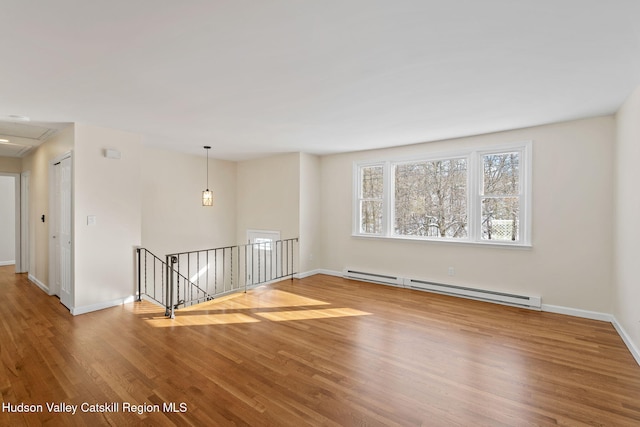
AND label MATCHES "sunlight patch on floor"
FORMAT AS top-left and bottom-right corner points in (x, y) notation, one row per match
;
(232, 289), (330, 309)
(183, 289), (330, 311)
(145, 312), (260, 327)
(255, 308), (371, 321)
(137, 286), (369, 327)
